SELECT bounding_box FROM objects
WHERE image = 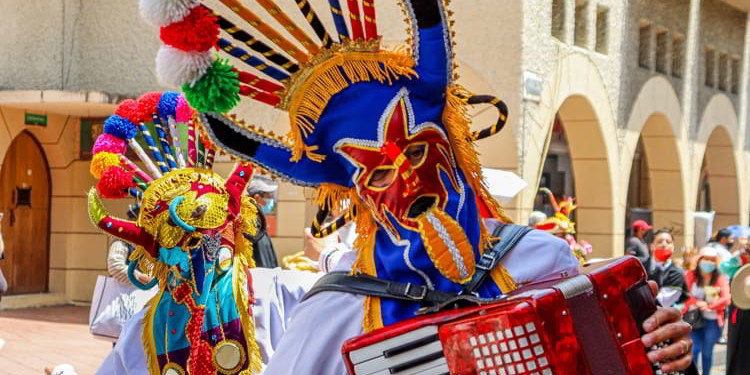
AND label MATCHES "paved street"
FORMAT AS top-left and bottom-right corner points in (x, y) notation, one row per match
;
(0, 306), (111, 375)
(0, 305), (733, 374)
